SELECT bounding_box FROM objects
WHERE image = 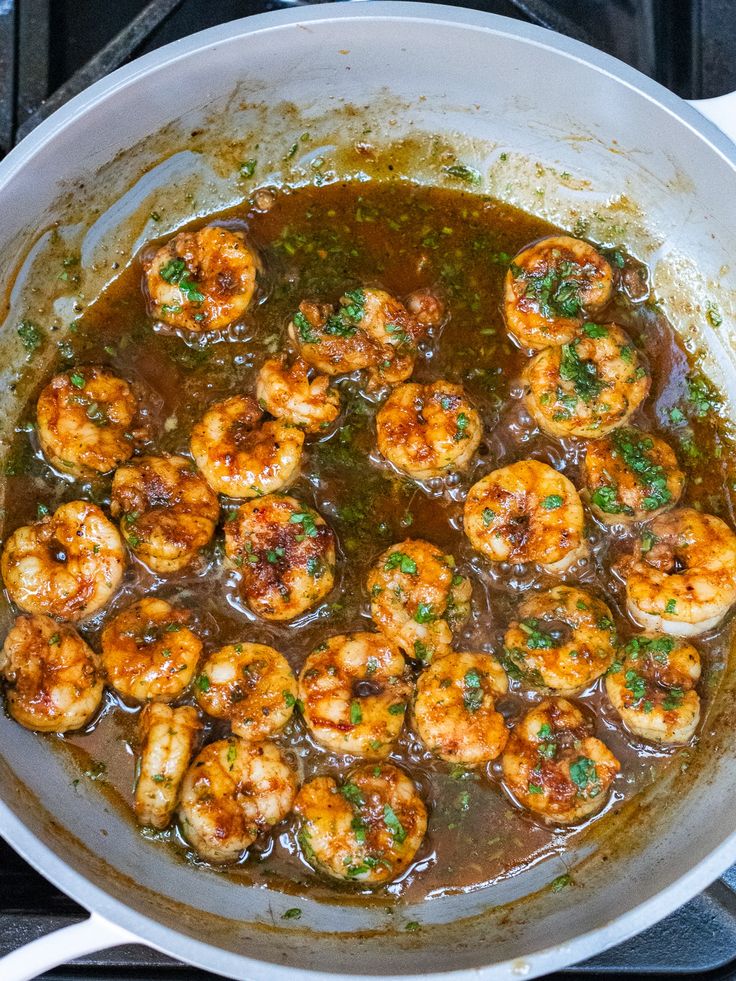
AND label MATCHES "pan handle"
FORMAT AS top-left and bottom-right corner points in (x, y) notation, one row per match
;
(689, 92), (736, 145)
(0, 912), (136, 981)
